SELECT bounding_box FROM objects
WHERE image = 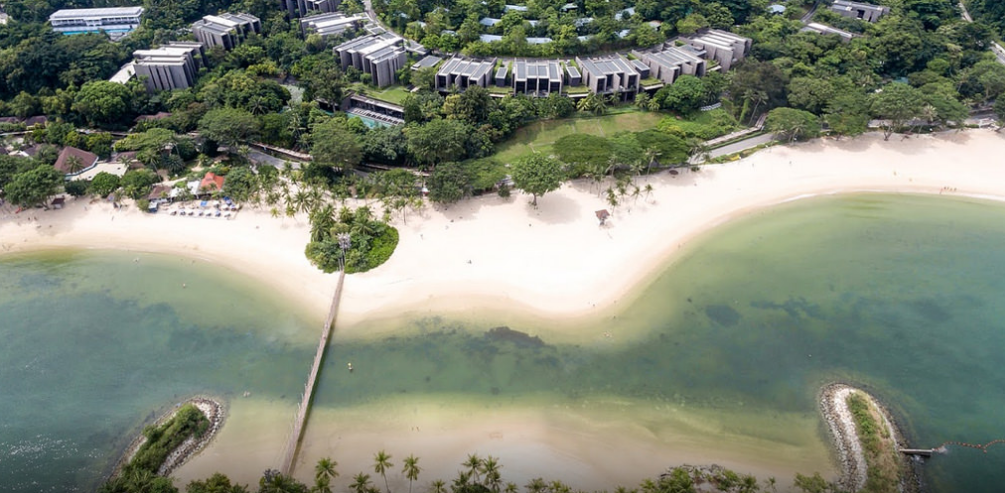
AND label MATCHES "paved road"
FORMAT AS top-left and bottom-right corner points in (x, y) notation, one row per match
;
(706, 133), (777, 160)
(801, 0), (821, 24)
(248, 149), (298, 169)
